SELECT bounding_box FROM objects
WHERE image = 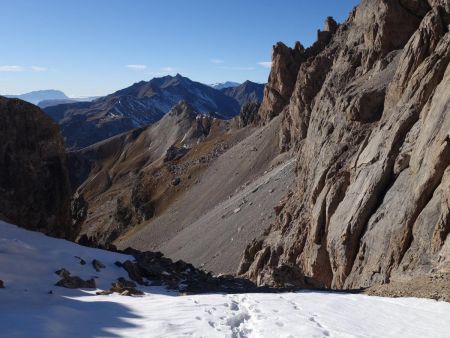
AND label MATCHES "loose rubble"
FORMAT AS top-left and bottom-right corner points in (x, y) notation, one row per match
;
(116, 248), (257, 294)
